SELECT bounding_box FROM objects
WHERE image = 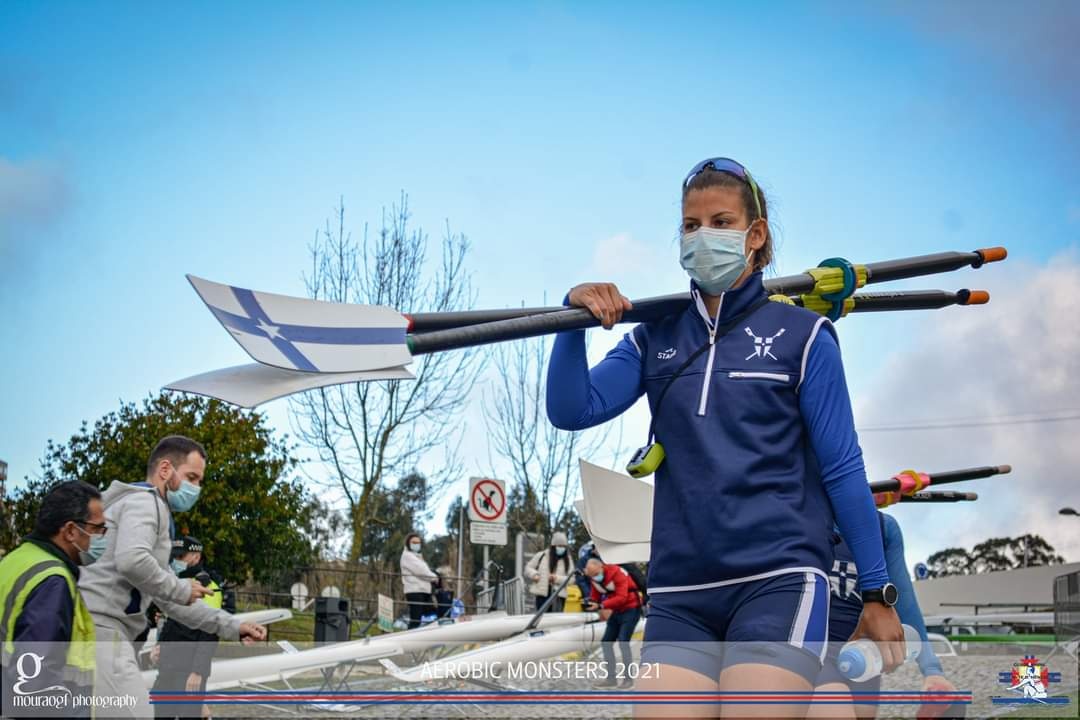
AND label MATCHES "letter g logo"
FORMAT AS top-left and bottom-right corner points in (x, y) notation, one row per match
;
(13, 652), (43, 694)
(12, 652), (69, 696)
